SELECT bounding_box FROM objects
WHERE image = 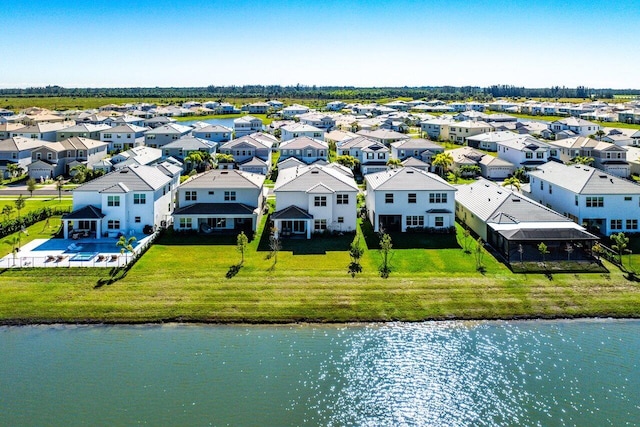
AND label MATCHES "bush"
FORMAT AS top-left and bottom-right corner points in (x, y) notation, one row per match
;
(0, 206), (70, 239)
